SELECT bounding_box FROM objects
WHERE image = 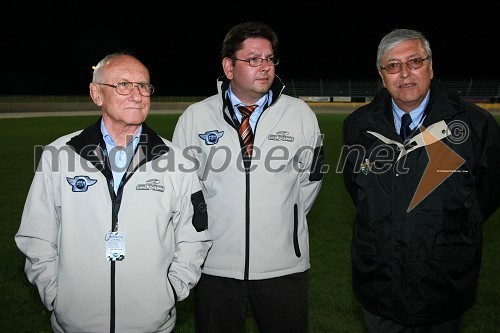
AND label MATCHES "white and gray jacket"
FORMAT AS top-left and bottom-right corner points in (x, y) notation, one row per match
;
(15, 120), (212, 333)
(172, 77), (324, 280)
